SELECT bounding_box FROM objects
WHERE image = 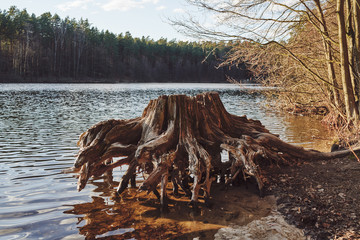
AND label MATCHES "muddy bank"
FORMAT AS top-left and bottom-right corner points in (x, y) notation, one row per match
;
(265, 156), (360, 239)
(213, 155), (360, 240)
